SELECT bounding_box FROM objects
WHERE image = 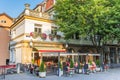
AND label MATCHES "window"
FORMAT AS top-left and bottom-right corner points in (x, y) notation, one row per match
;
(34, 24), (42, 34)
(34, 27), (41, 33)
(1, 20), (6, 23)
(51, 26), (57, 35)
(4, 21), (6, 23)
